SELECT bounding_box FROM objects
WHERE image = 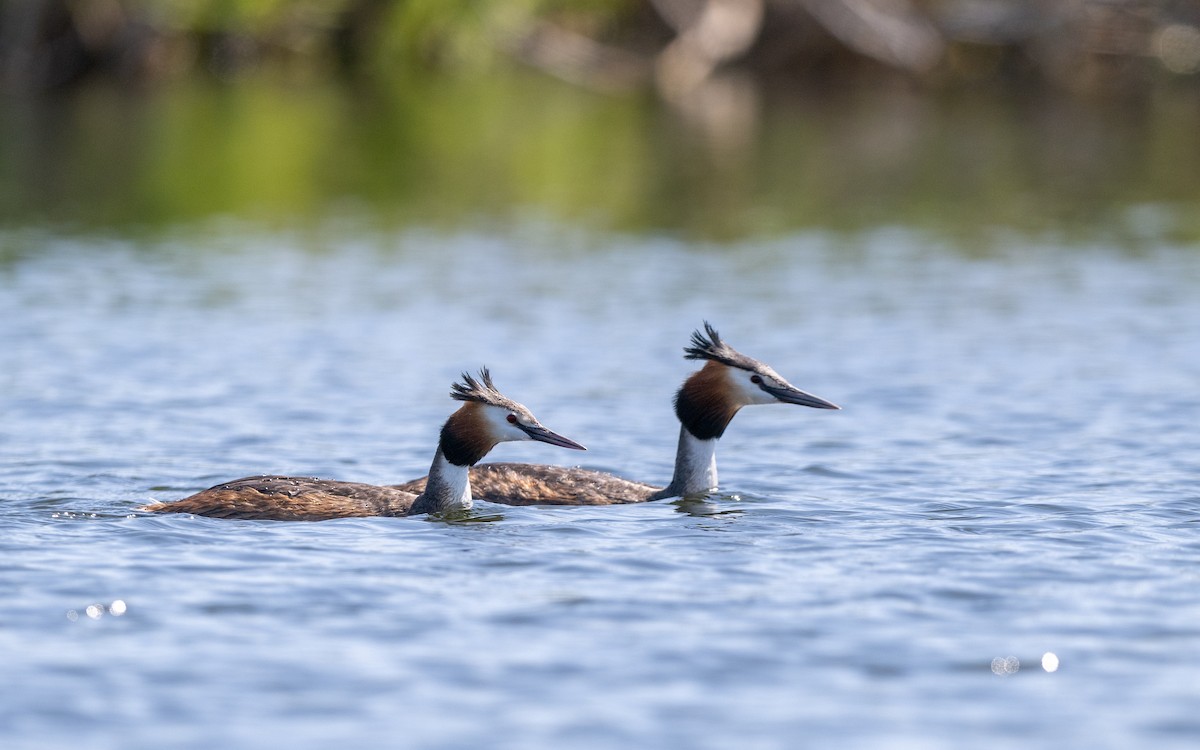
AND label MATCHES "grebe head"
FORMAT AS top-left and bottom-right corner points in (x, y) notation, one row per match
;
(440, 369), (586, 466)
(683, 322), (840, 410)
(674, 323), (839, 440)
